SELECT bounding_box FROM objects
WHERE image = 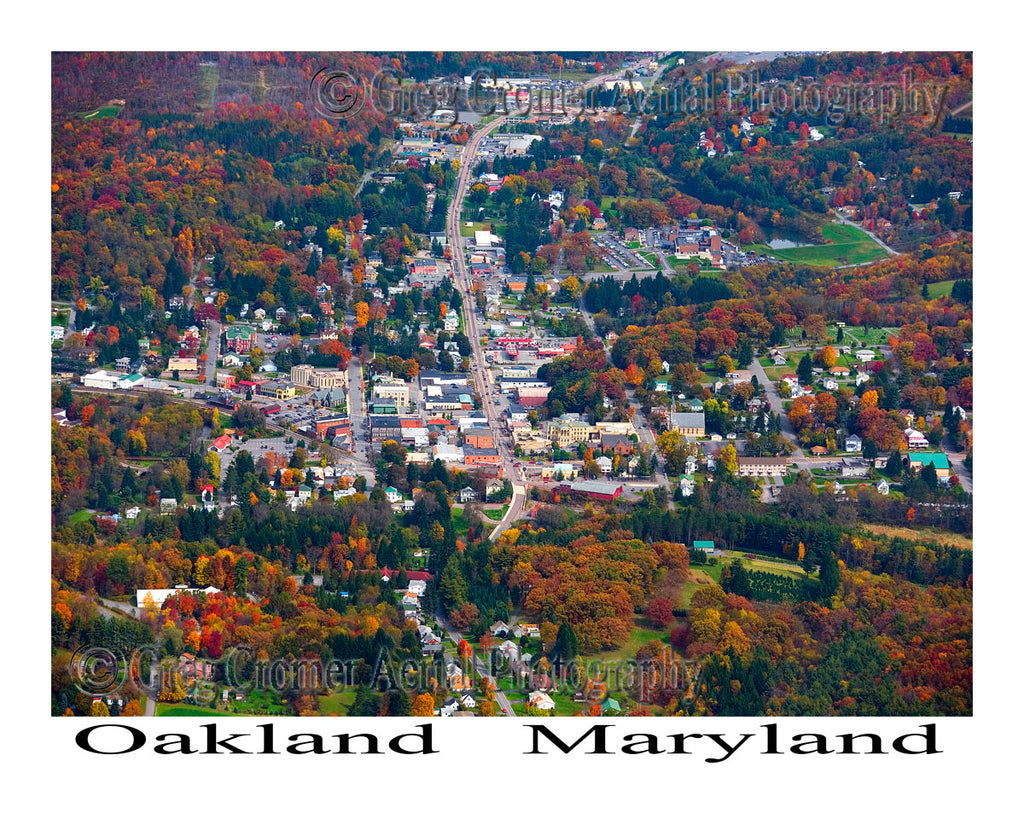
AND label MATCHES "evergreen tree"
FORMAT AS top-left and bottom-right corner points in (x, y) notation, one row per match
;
(797, 353), (813, 385)
(120, 466), (137, 499)
(819, 551), (840, 602)
(736, 335), (754, 368)
(553, 622), (578, 661)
